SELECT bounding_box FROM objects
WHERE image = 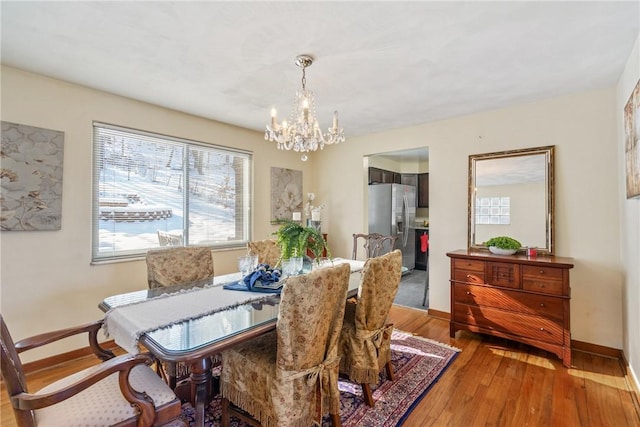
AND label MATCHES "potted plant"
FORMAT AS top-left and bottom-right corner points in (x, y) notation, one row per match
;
(484, 236), (522, 255)
(273, 219), (331, 263)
